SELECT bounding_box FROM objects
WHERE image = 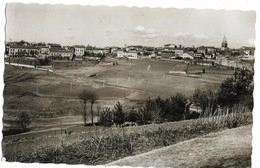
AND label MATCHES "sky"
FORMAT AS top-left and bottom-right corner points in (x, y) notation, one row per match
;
(5, 3), (256, 48)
